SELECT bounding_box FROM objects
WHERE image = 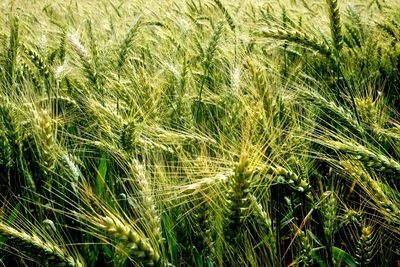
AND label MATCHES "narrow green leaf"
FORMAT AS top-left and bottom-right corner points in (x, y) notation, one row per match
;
(312, 251), (327, 267)
(332, 246), (356, 267)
